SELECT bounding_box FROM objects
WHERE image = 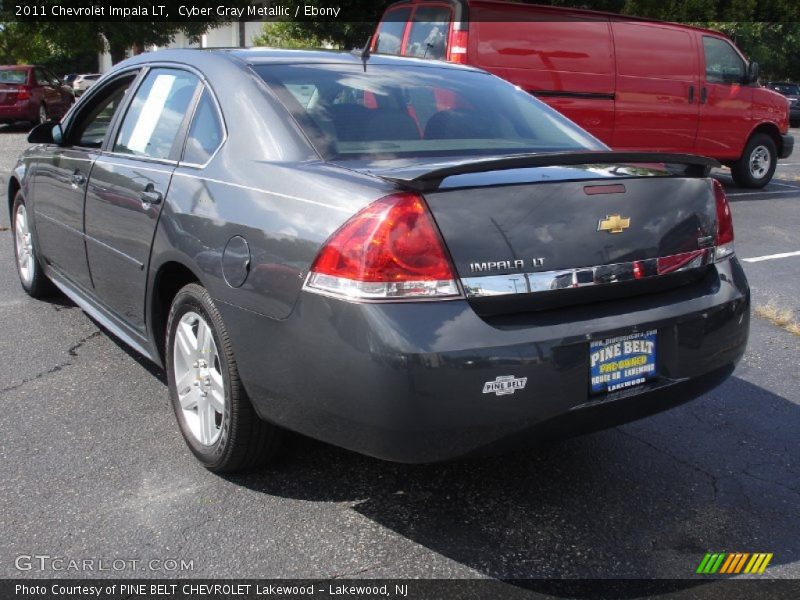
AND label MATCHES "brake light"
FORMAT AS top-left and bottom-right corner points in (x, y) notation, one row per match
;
(712, 179), (735, 261)
(16, 86), (31, 101)
(447, 29), (469, 64)
(306, 192), (460, 300)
